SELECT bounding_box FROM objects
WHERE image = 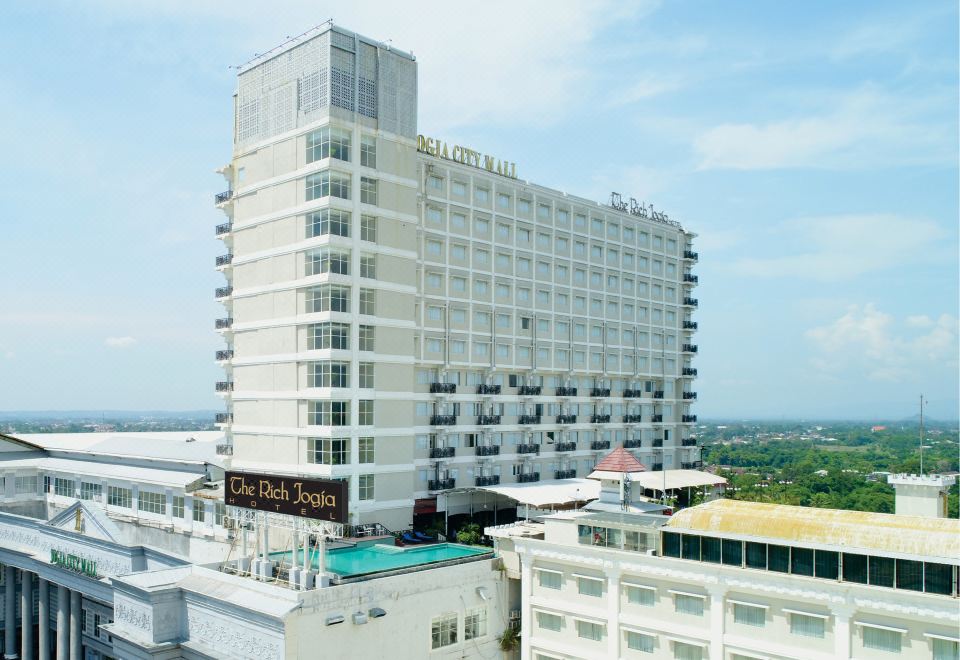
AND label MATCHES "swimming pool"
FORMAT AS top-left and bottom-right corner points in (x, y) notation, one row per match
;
(270, 542), (491, 578)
